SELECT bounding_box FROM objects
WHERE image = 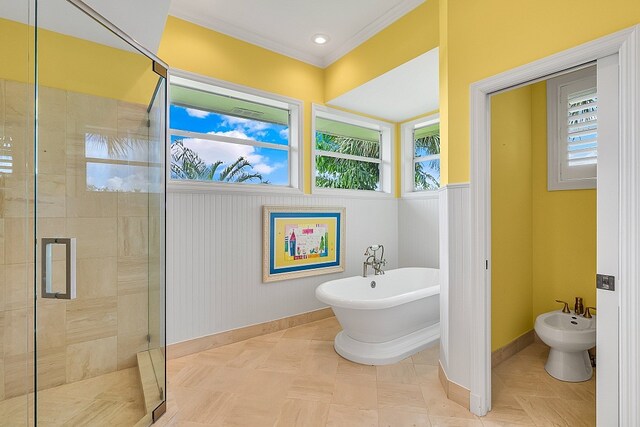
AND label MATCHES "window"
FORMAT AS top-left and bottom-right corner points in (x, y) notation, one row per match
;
(168, 74), (301, 191)
(0, 136), (13, 174)
(85, 129), (162, 193)
(547, 66), (597, 190)
(312, 105), (393, 194)
(401, 114), (440, 195)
